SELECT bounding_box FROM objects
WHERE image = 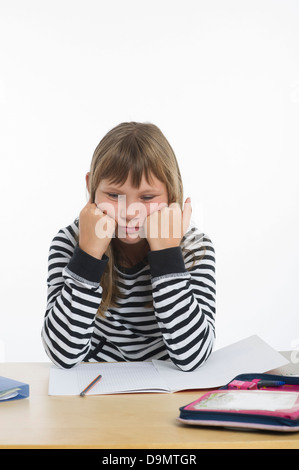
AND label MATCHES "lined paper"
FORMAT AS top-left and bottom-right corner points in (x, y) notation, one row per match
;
(49, 361), (170, 395)
(48, 335), (289, 396)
